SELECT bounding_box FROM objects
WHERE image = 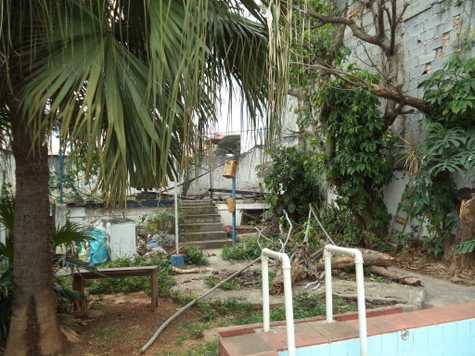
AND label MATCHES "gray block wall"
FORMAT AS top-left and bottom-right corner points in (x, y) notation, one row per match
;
(339, 0), (475, 218)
